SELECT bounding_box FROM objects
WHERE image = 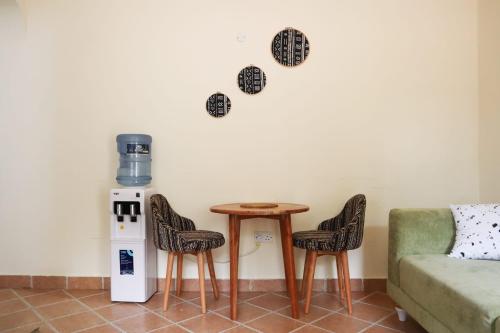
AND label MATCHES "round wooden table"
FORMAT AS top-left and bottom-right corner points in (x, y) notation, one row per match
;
(210, 203), (309, 320)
